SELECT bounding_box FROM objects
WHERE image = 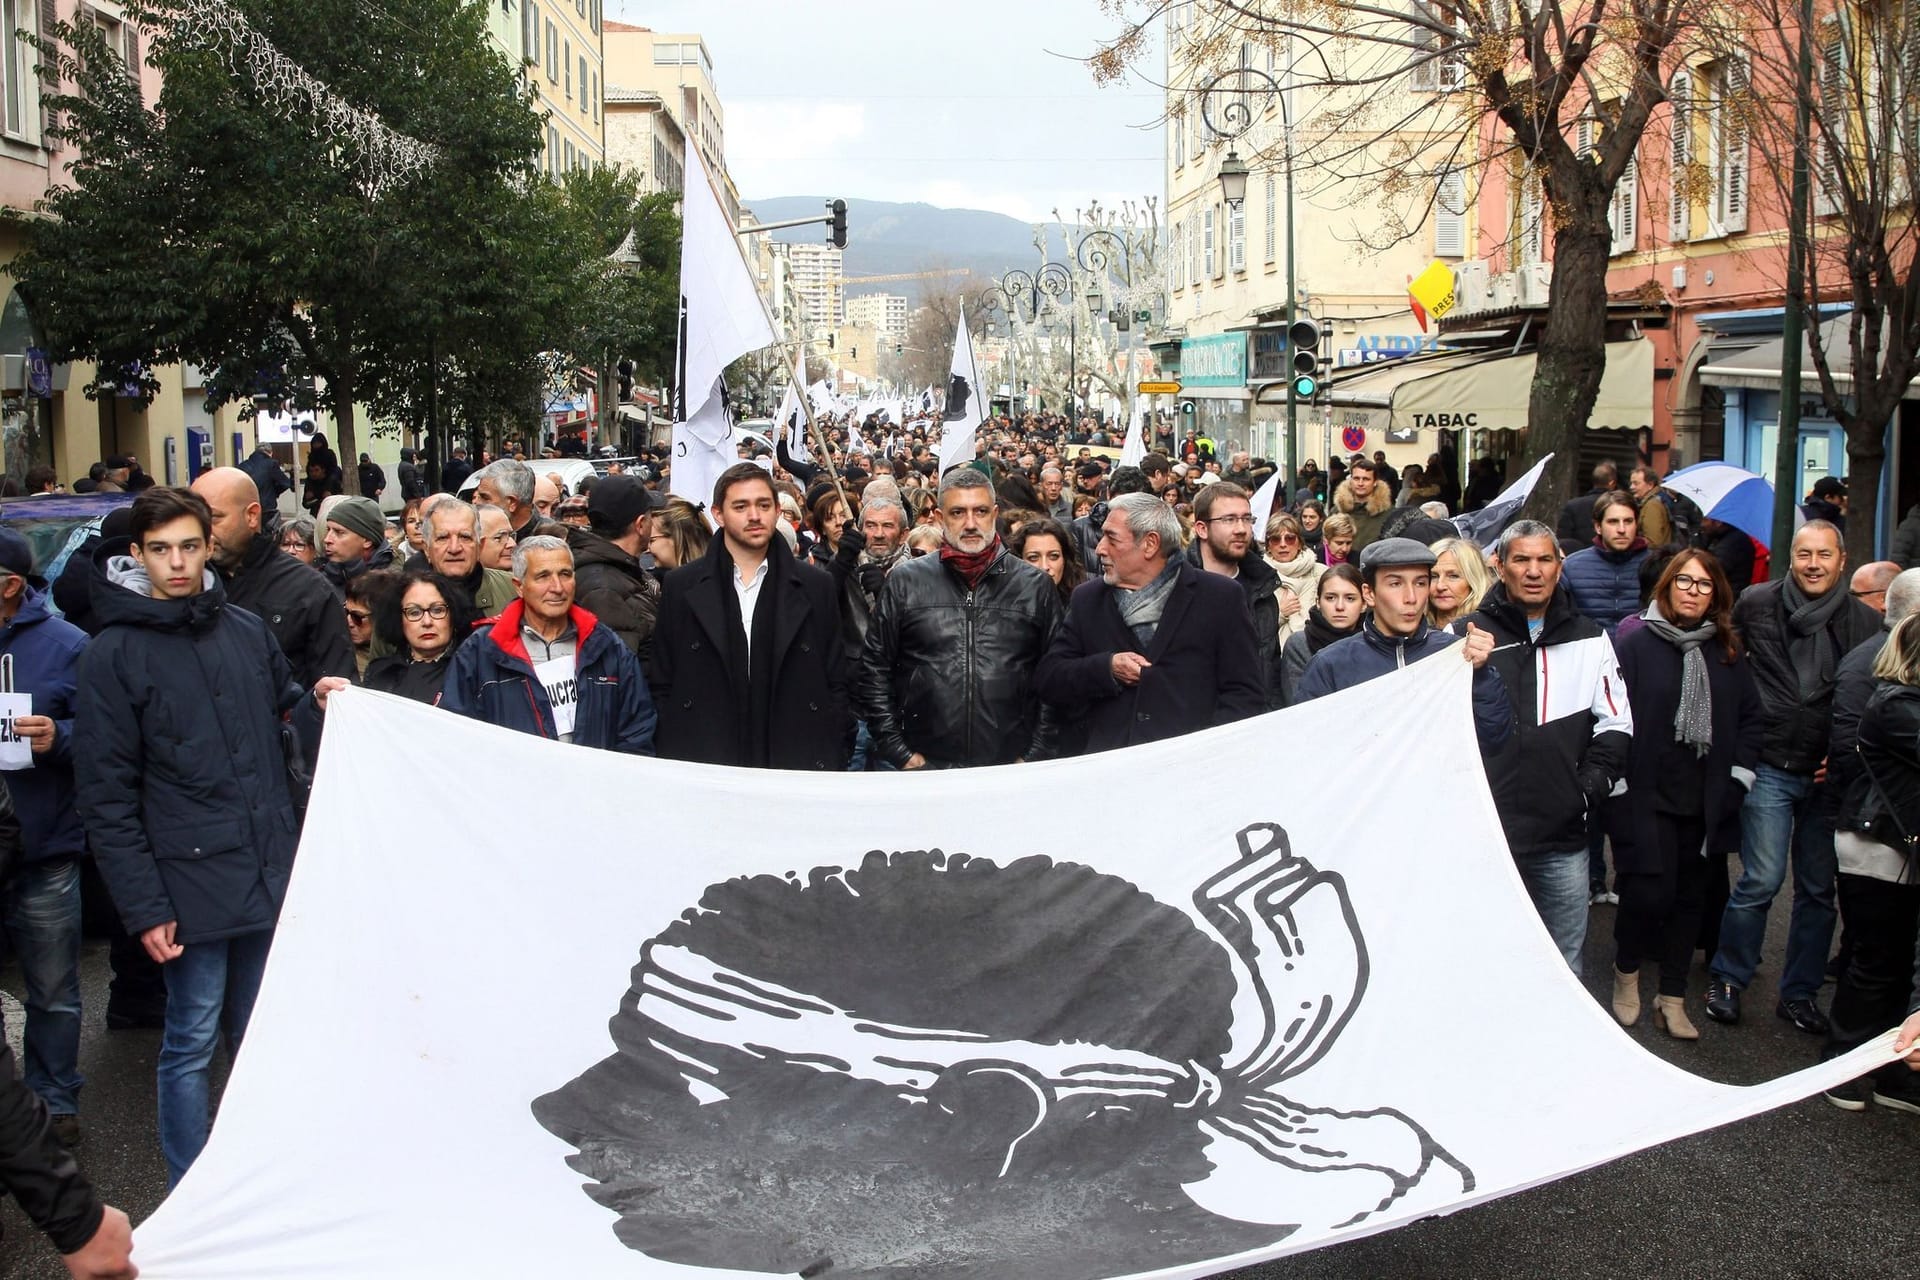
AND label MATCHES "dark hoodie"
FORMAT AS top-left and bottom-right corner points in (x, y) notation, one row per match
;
(72, 560), (305, 942)
(221, 522), (356, 688)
